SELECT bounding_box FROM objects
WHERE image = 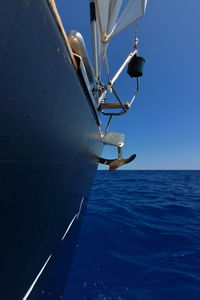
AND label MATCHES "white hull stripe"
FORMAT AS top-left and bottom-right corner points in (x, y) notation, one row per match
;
(22, 196), (85, 298)
(76, 196), (85, 219)
(61, 196), (85, 241)
(22, 254), (52, 300)
(61, 214), (77, 241)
